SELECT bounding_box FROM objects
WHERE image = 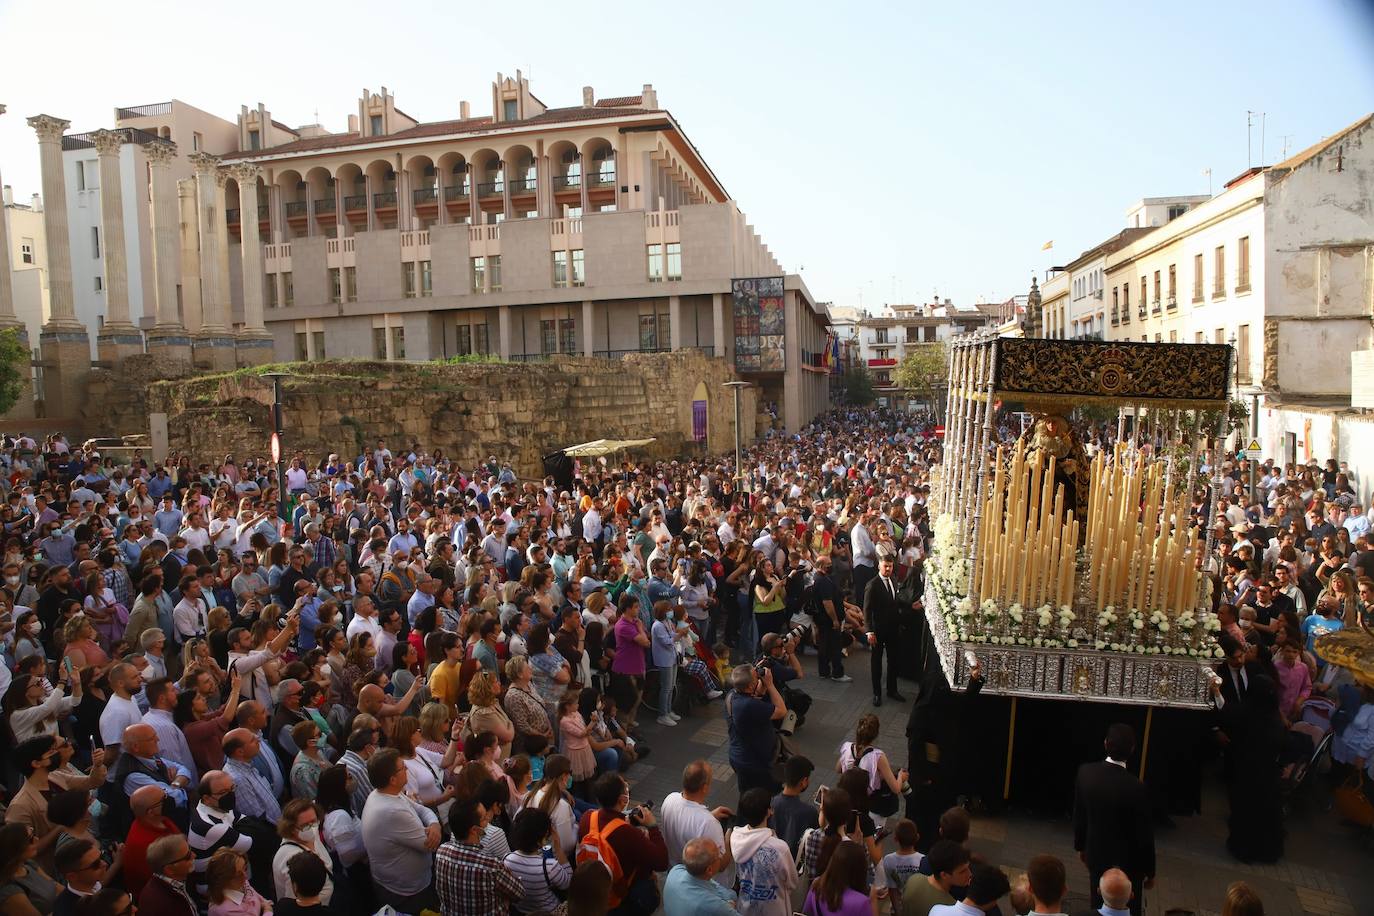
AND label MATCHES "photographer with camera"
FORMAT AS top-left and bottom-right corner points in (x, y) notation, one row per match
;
(726, 664), (787, 796)
(758, 632), (803, 687)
